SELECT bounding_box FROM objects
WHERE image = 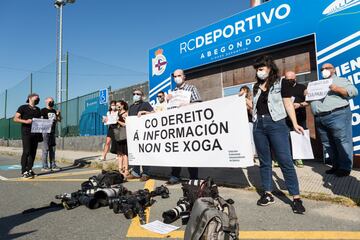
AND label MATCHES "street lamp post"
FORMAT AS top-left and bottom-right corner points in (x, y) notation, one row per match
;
(54, 0), (75, 137)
